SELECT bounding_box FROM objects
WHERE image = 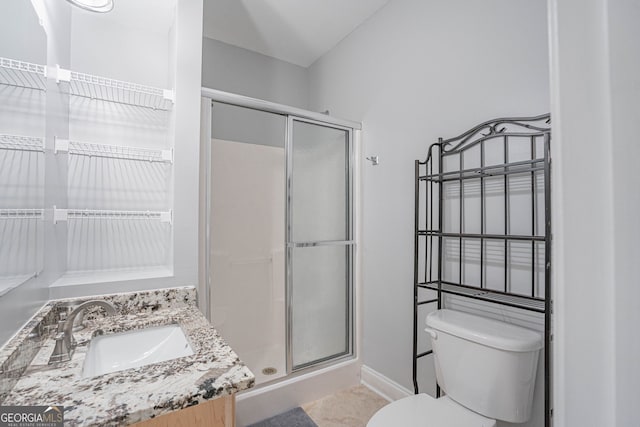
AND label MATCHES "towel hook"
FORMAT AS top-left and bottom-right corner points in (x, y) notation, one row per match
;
(366, 156), (379, 166)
